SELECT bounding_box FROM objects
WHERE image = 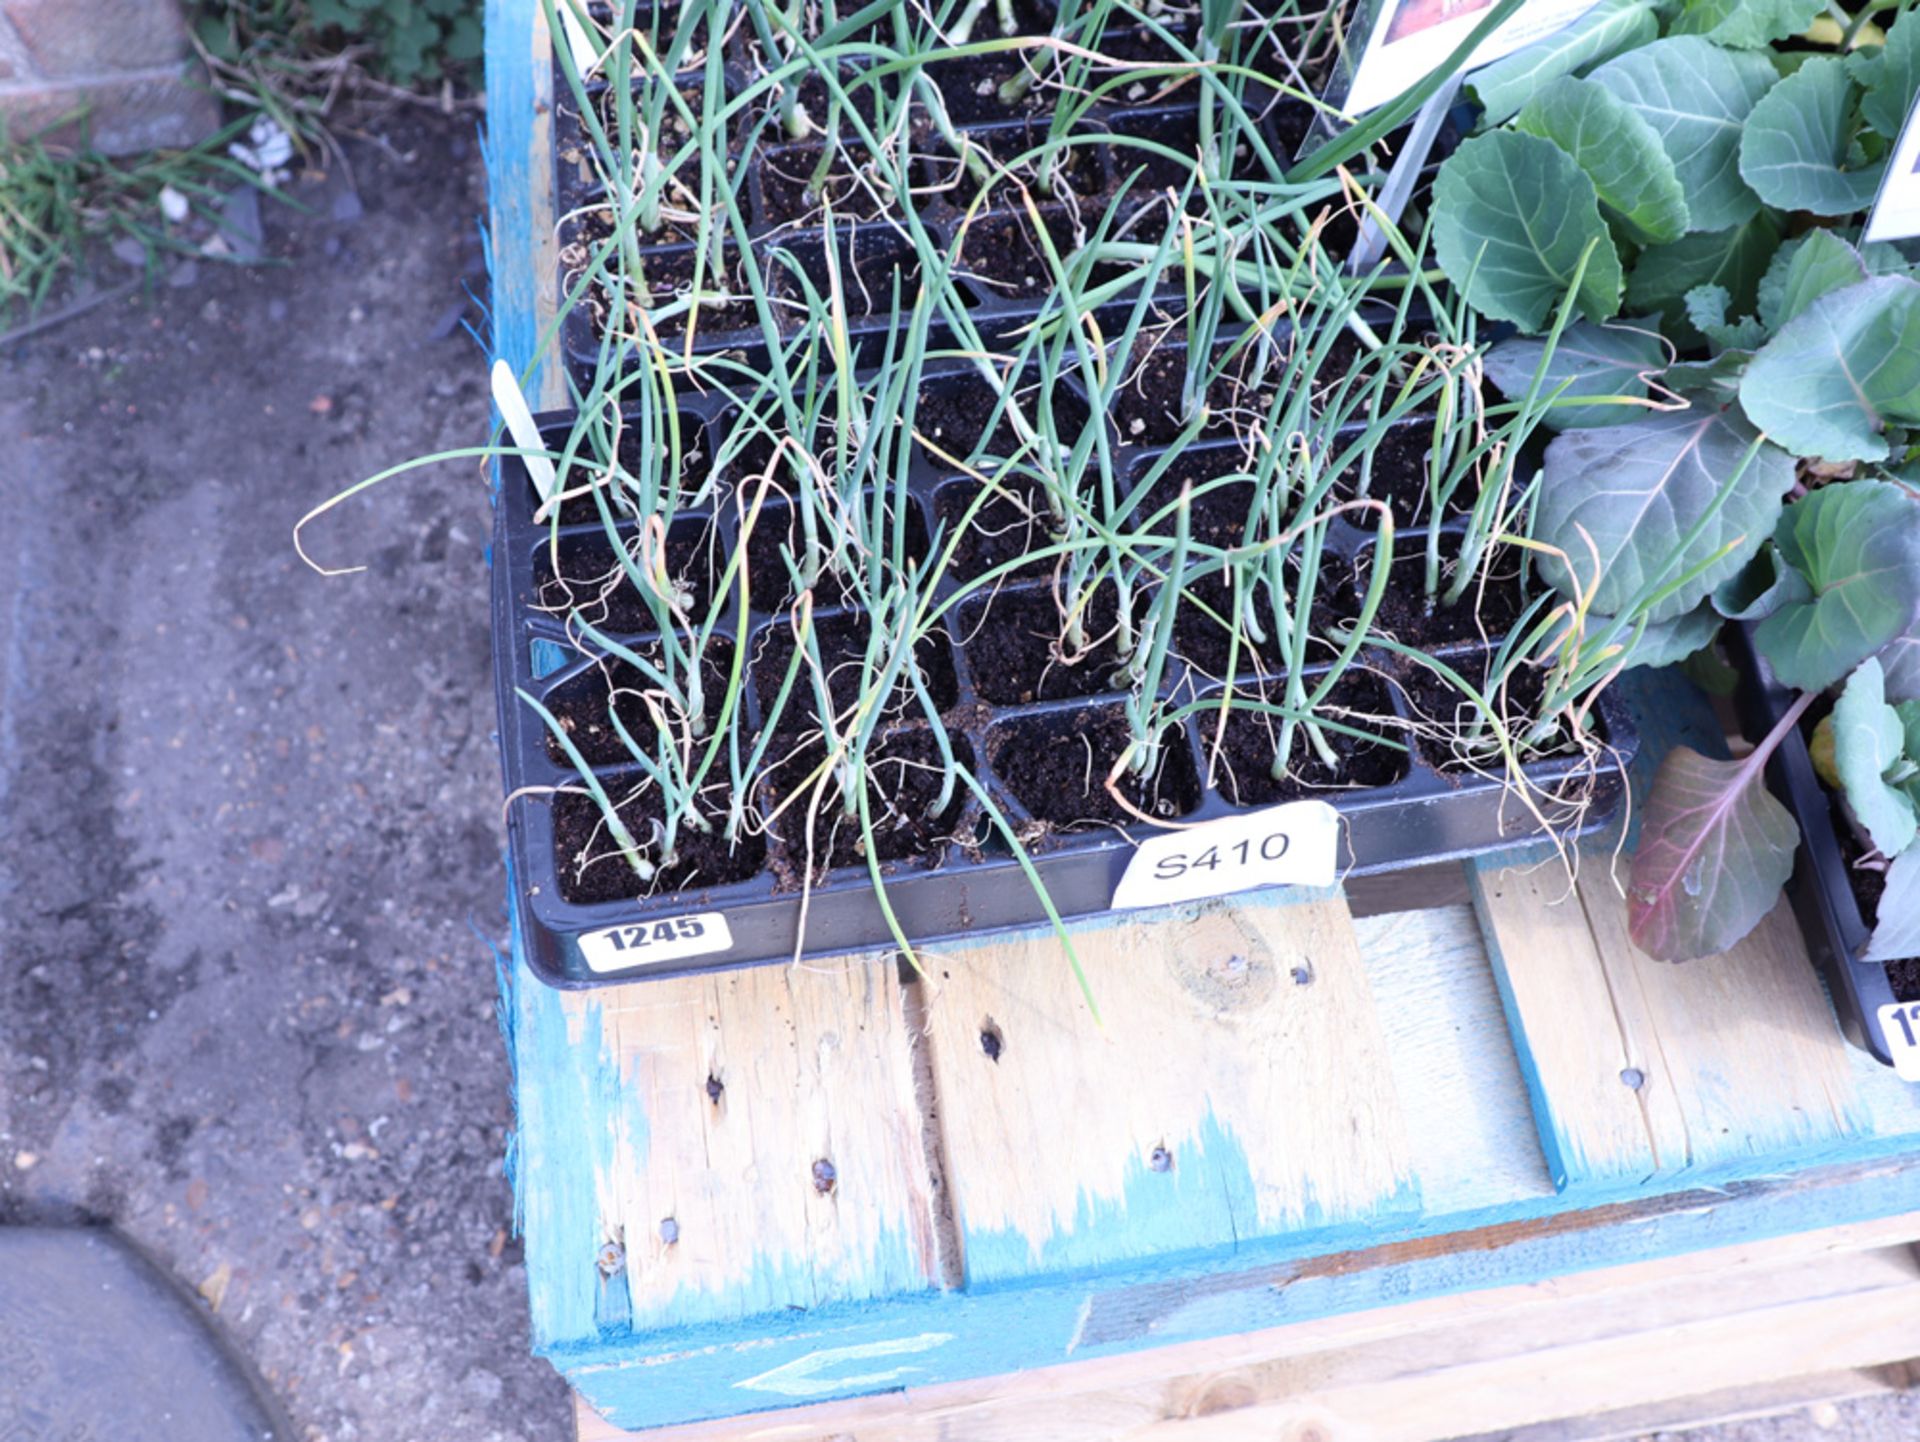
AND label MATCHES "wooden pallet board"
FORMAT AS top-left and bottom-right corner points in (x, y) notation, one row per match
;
(483, 5), (1920, 1434)
(916, 895), (1419, 1287)
(573, 1210), (1920, 1441)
